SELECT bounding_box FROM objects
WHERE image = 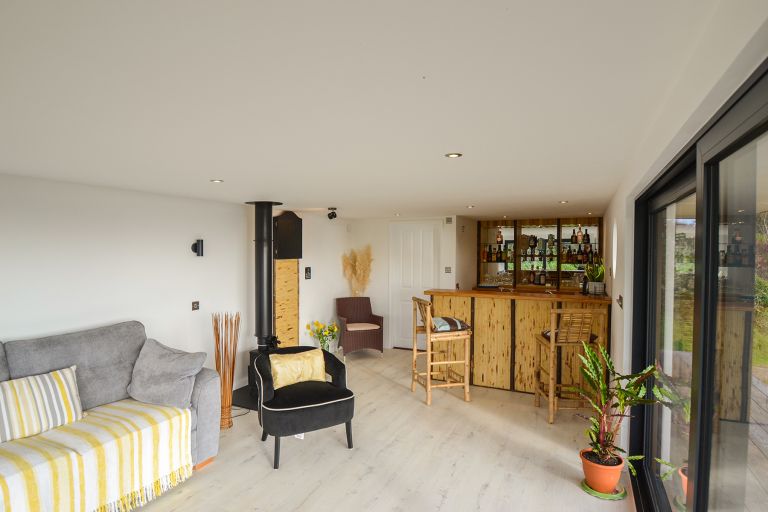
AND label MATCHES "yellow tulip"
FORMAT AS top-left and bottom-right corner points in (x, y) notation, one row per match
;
(305, 323), (311, 330)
